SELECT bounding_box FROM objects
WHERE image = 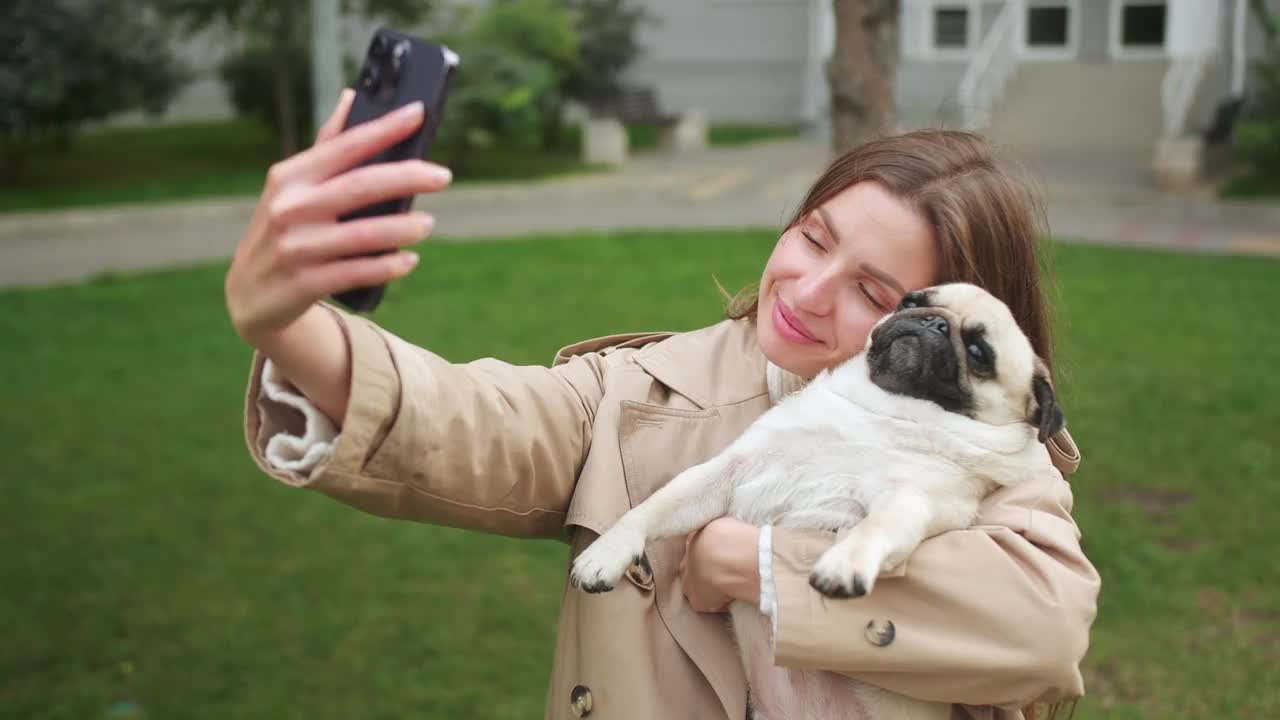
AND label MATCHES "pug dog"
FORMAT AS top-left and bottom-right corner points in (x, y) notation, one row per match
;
(569, 282), (1066, 720)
